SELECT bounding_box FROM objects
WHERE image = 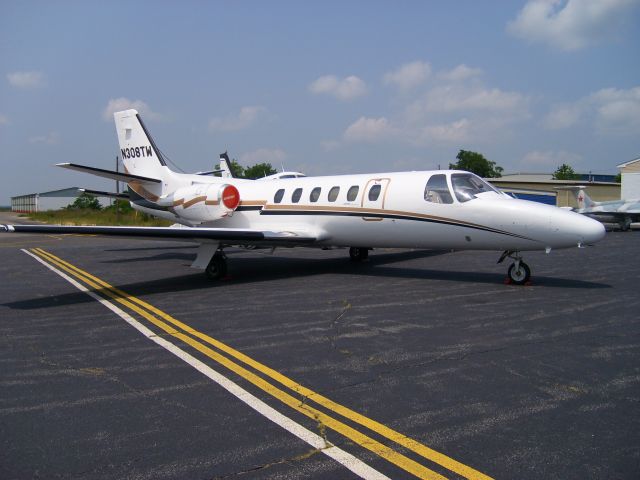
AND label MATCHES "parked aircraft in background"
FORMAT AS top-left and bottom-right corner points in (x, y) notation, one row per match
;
(196, 154), (305, 180)
(557, 186), (640, 231)
(1, 110), (605, 285)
